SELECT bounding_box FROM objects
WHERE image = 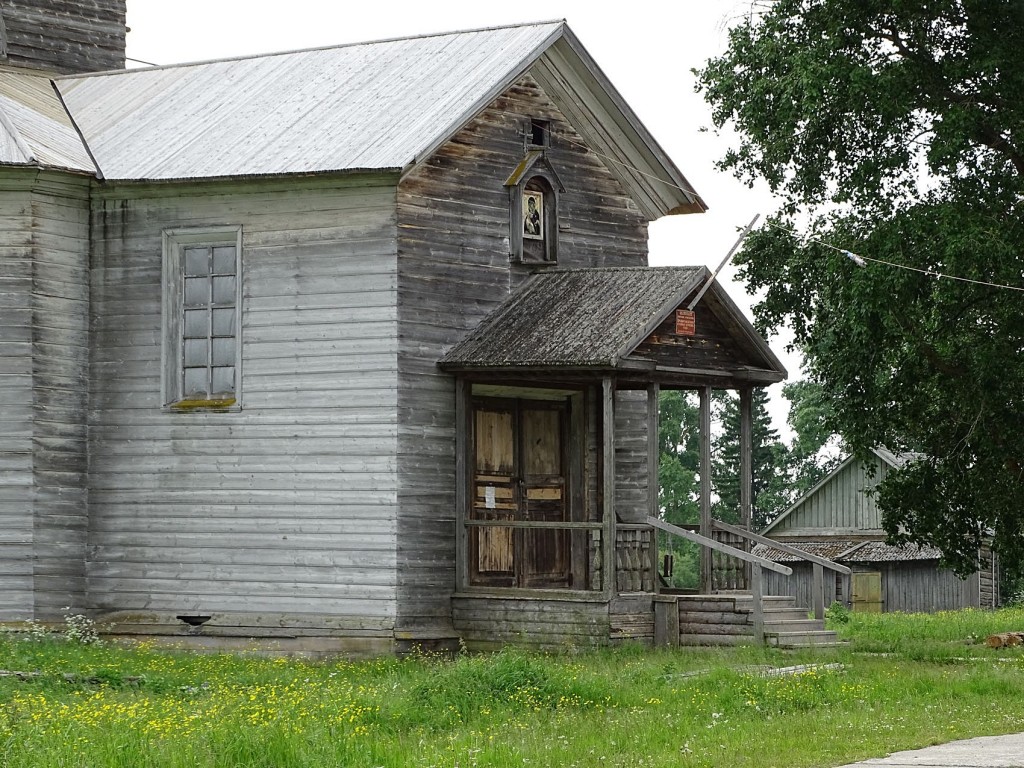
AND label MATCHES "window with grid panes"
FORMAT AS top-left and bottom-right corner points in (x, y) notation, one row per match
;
(162, 227), (242, 409)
